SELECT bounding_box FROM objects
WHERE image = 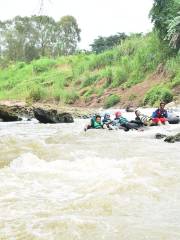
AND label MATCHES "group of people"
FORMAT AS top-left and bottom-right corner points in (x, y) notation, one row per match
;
(84, 102), (168, 131)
